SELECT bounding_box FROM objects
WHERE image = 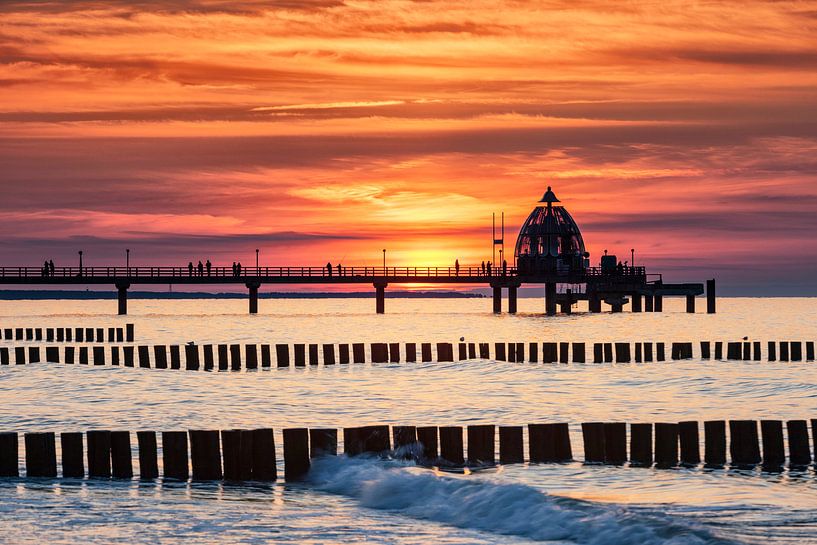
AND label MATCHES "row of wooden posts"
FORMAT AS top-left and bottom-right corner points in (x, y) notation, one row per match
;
(2, 340), (815, 368)
(2, 419), (816, 483)
(0, 324), (134, 343)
